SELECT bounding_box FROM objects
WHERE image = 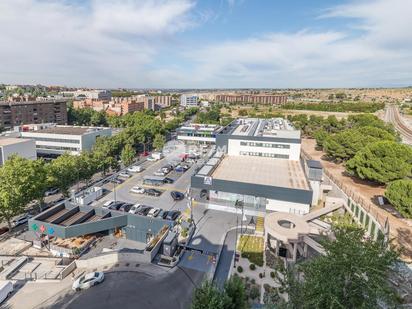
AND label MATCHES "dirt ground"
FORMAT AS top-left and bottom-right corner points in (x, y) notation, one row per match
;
(302, 138), (412, 262)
